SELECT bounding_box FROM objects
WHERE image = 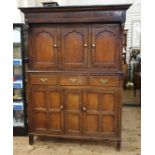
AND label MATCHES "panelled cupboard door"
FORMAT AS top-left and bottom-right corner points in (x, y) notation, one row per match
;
(83, 89), (118, 137)
(47, 88), (64, 134)
(61, 26), (89, 69)
(91, 25), (120, 69)
(31, 87), (64, 134)
(64, 89), (83, 135)
(29, 26), (59, 69)
(31, 87), (47, 132)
